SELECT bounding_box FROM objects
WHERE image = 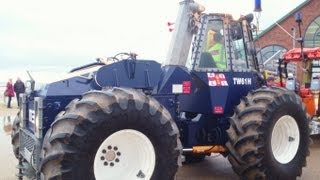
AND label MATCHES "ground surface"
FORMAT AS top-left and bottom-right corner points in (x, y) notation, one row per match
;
(0, 104), (319, 180)
(176, 136), (320, 180)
